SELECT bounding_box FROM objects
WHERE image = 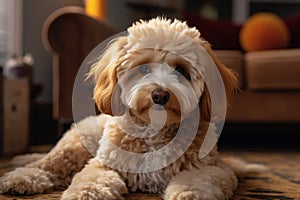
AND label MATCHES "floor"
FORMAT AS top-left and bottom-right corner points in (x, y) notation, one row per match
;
(1, 151), (300, 200)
